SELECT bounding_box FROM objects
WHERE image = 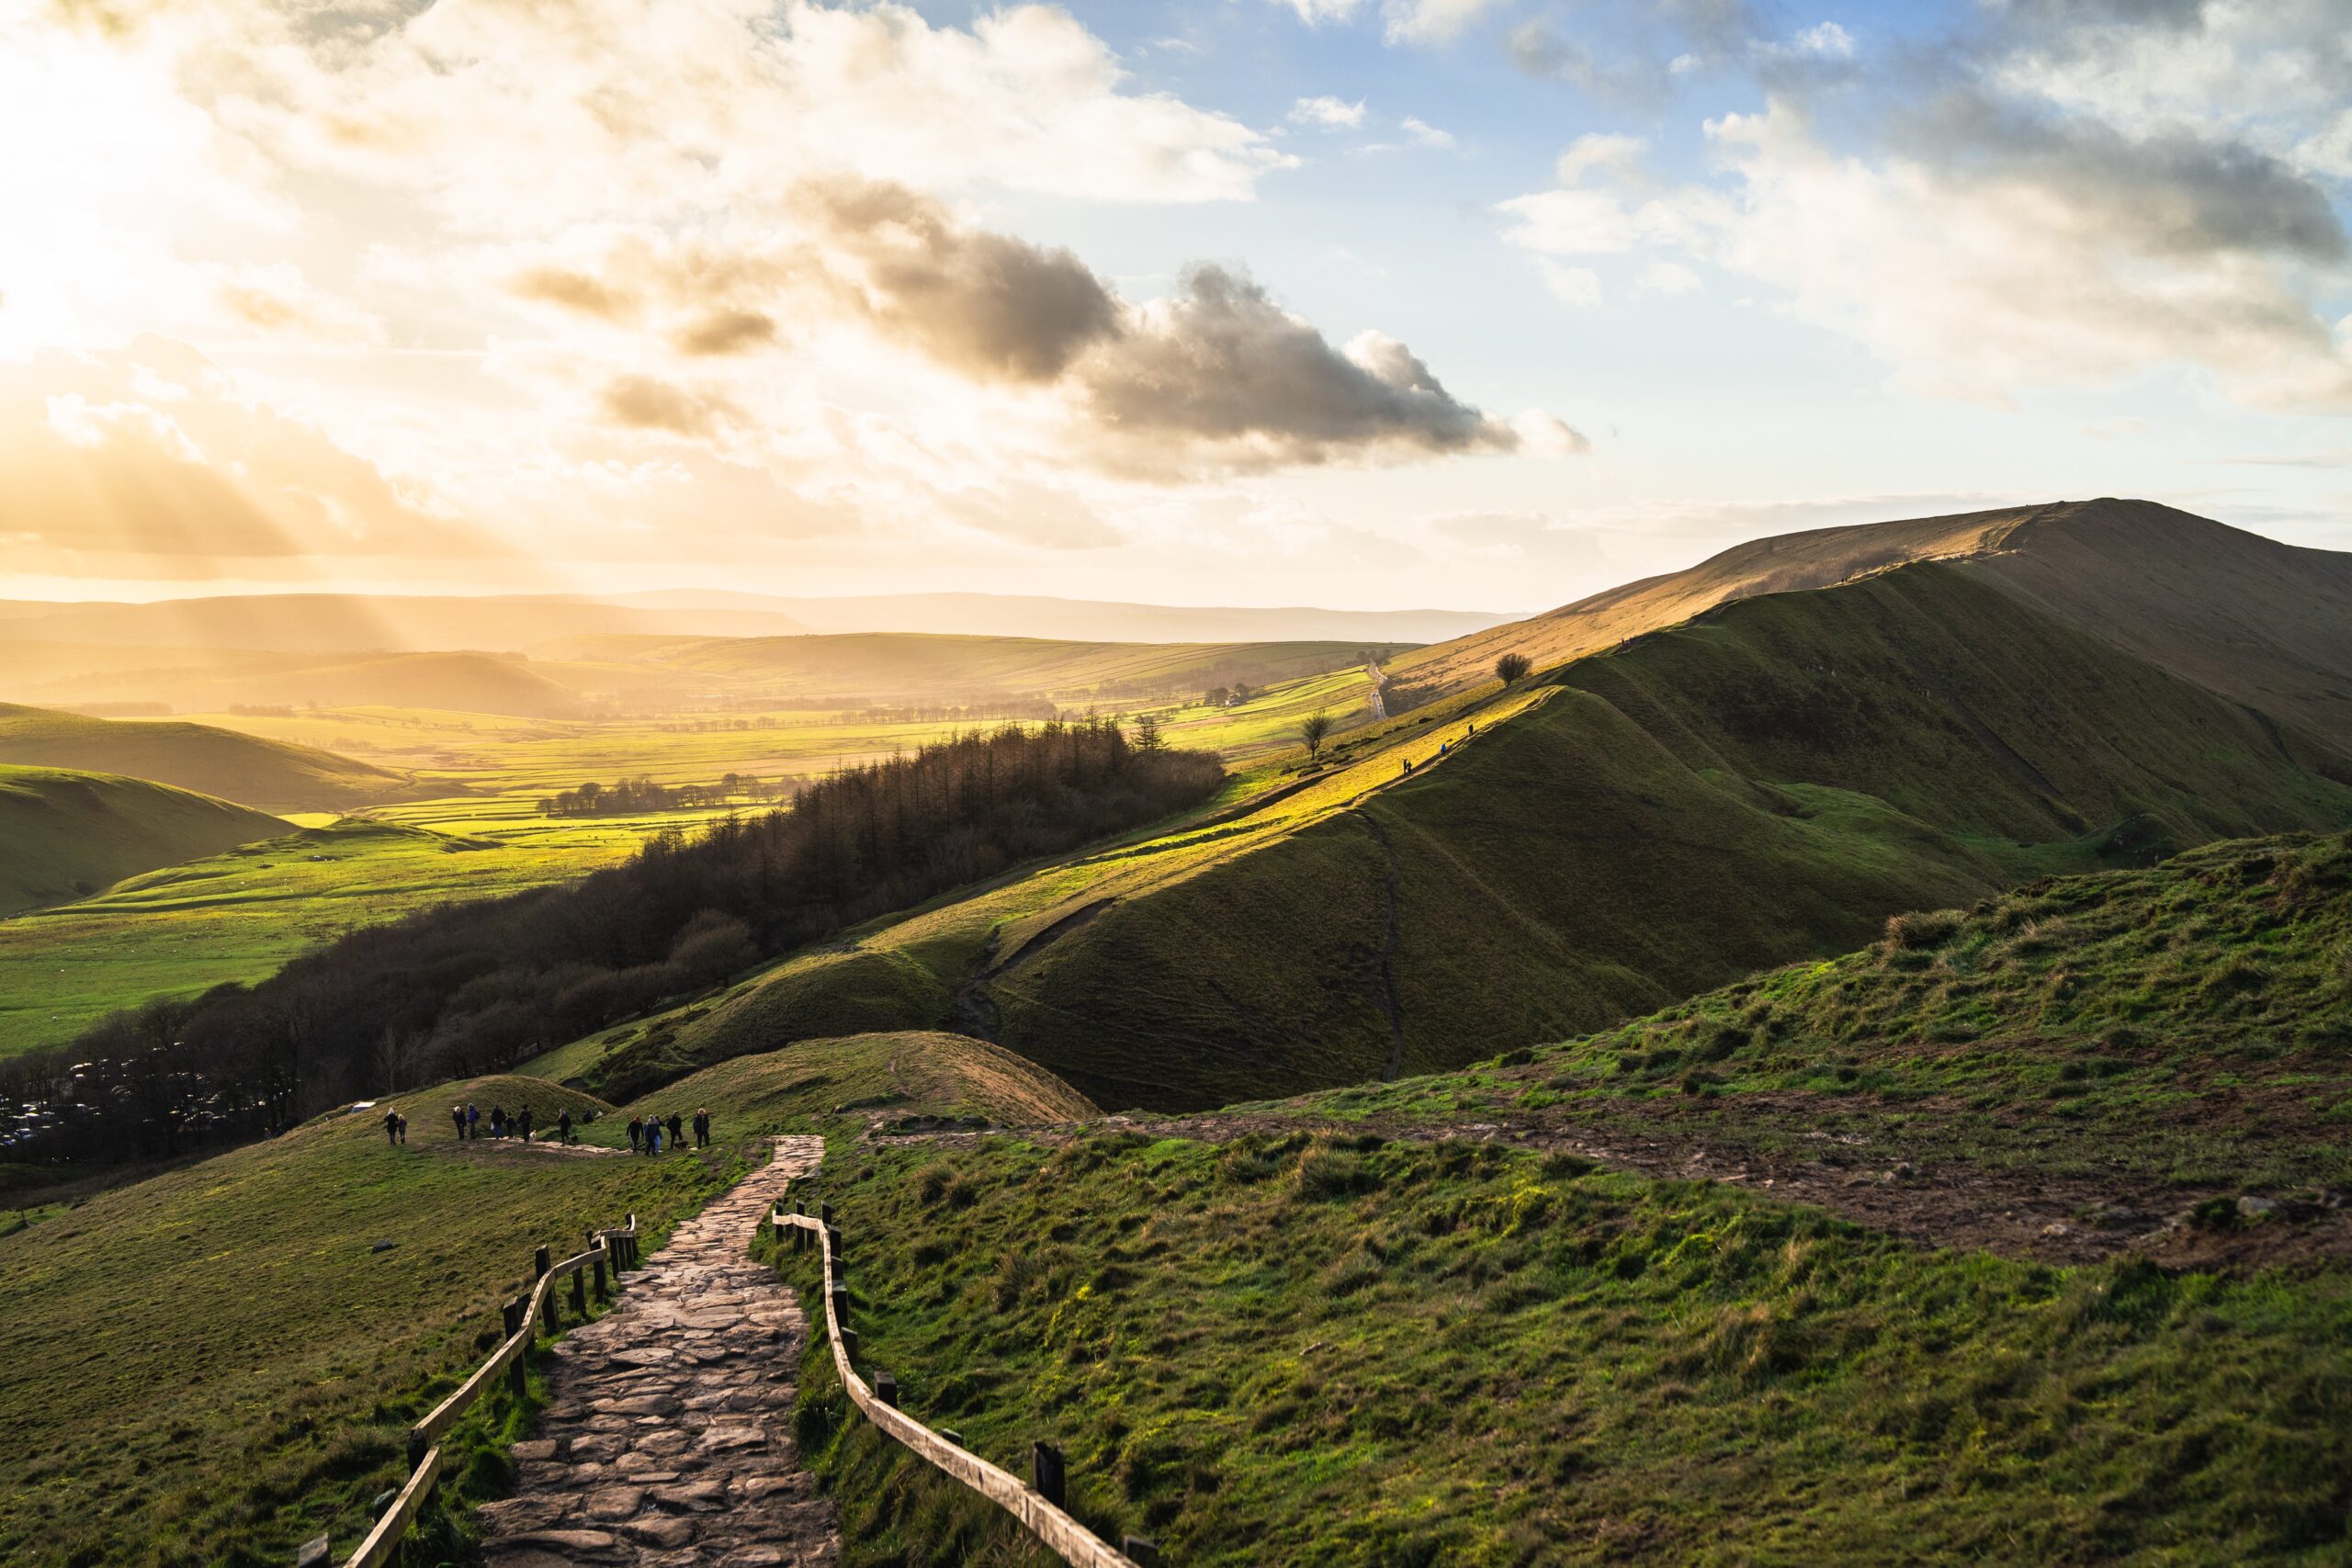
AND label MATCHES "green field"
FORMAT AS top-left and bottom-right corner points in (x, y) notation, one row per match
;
(0, 702), (420, 812)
